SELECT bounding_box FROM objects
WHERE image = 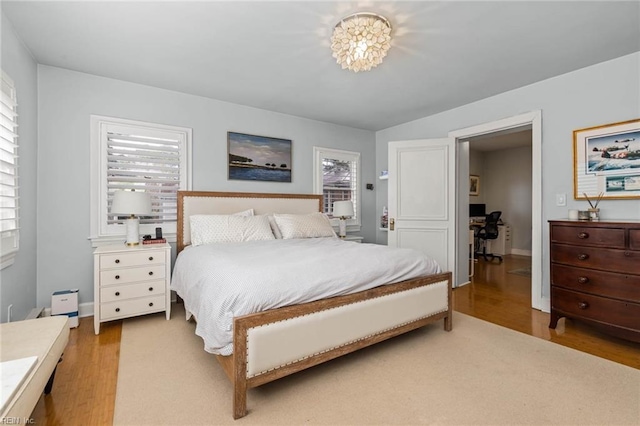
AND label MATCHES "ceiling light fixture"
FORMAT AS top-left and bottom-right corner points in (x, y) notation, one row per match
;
(330, 12), (392, 73)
